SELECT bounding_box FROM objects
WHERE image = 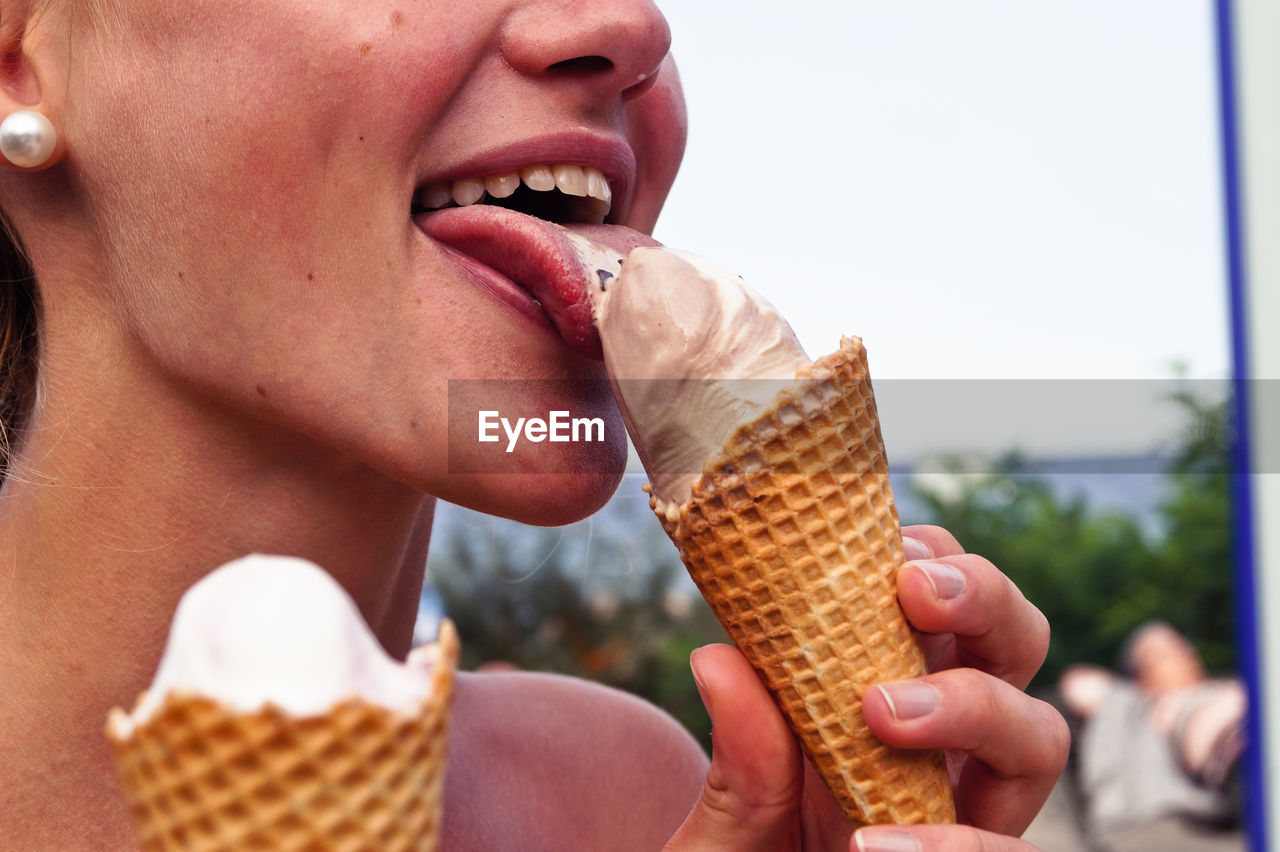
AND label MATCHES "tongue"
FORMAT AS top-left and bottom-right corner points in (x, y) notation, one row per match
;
(415, 206), (660, 359)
